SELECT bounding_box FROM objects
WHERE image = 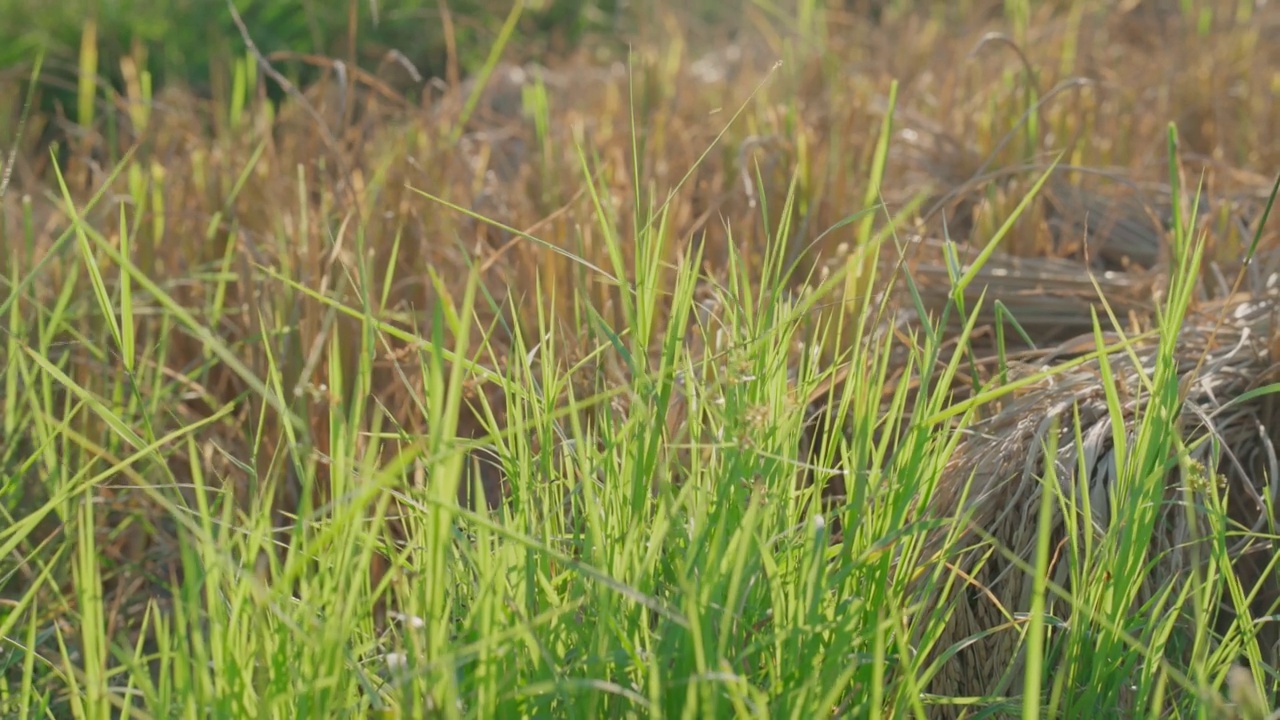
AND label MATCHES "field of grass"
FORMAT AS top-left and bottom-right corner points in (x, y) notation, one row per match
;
(2, 0), (1280, 717)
